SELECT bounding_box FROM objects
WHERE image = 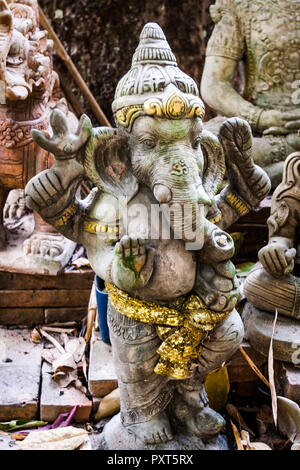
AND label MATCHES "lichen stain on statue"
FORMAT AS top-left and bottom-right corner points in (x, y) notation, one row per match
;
(25, 22), (271, 449)
(0, 0), (76, 275)
(243, 151), (300, 363)
(201, 0), (300, 188)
